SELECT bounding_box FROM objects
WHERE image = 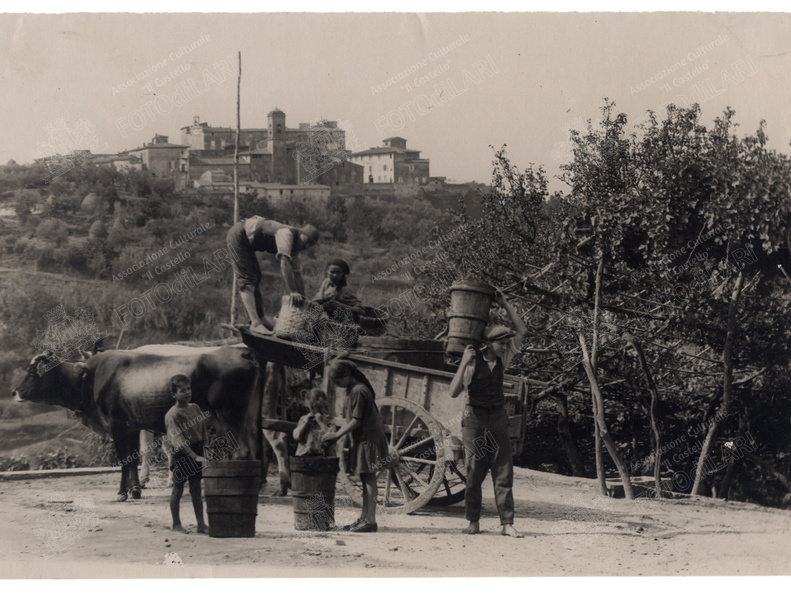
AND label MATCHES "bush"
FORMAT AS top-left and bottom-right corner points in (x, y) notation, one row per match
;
(238, 191), (271, 220)
(14, 189), (40, 224)
(13, 237), (28, 254)
(84, 433), (118, 467)
(143, 218), (170, 245)
(36, 218), (69, 247)
(43, 193), (81, 218)
(0, 456), (30, 471)
(84, 237), (119, 279)
(36, 447), (79, 470)
(25, 214), (41, 231)
(88, 219), (108, 239)
(0, 351), (21, 382)
(62, 242), (88, 270)
(35, 245), (59, 271)
(2, 235), (16, 255)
